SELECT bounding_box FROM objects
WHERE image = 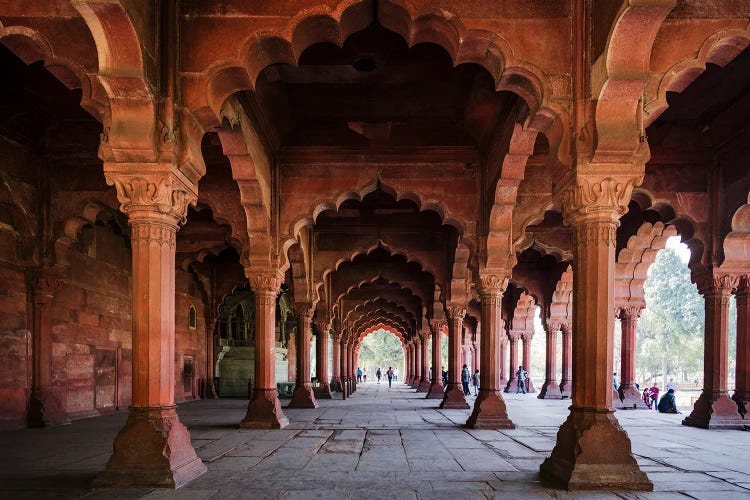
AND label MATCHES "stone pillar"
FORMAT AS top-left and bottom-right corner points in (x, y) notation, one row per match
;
(288, 304), (318, 409)
(541, 191), (650, 490)
(617, 306), (647, 409)
(95, 171), (206, 488)
(426, 320), (446, 399)
(560, 323), (572, 397)
(441, 305), (469, 409)
(522, 332), (535, 393)
(204, 310), (218, 399)
(733, 277), (750, 415)
(241, 270), (289, 429)
(331, 333), (342, 392)
(27, 272), (69, 427)
(538, 324), (562, 399)
(499, 336), (507, 388)
(683, 273), (745, 429)
(466, 272), (514, 428)
(417, 333), (431, 392)
(504, 332), (520, 392)
(412, 339), (422, 388)
(315, 321), (333, 399)
(350, 345), (357, 392)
